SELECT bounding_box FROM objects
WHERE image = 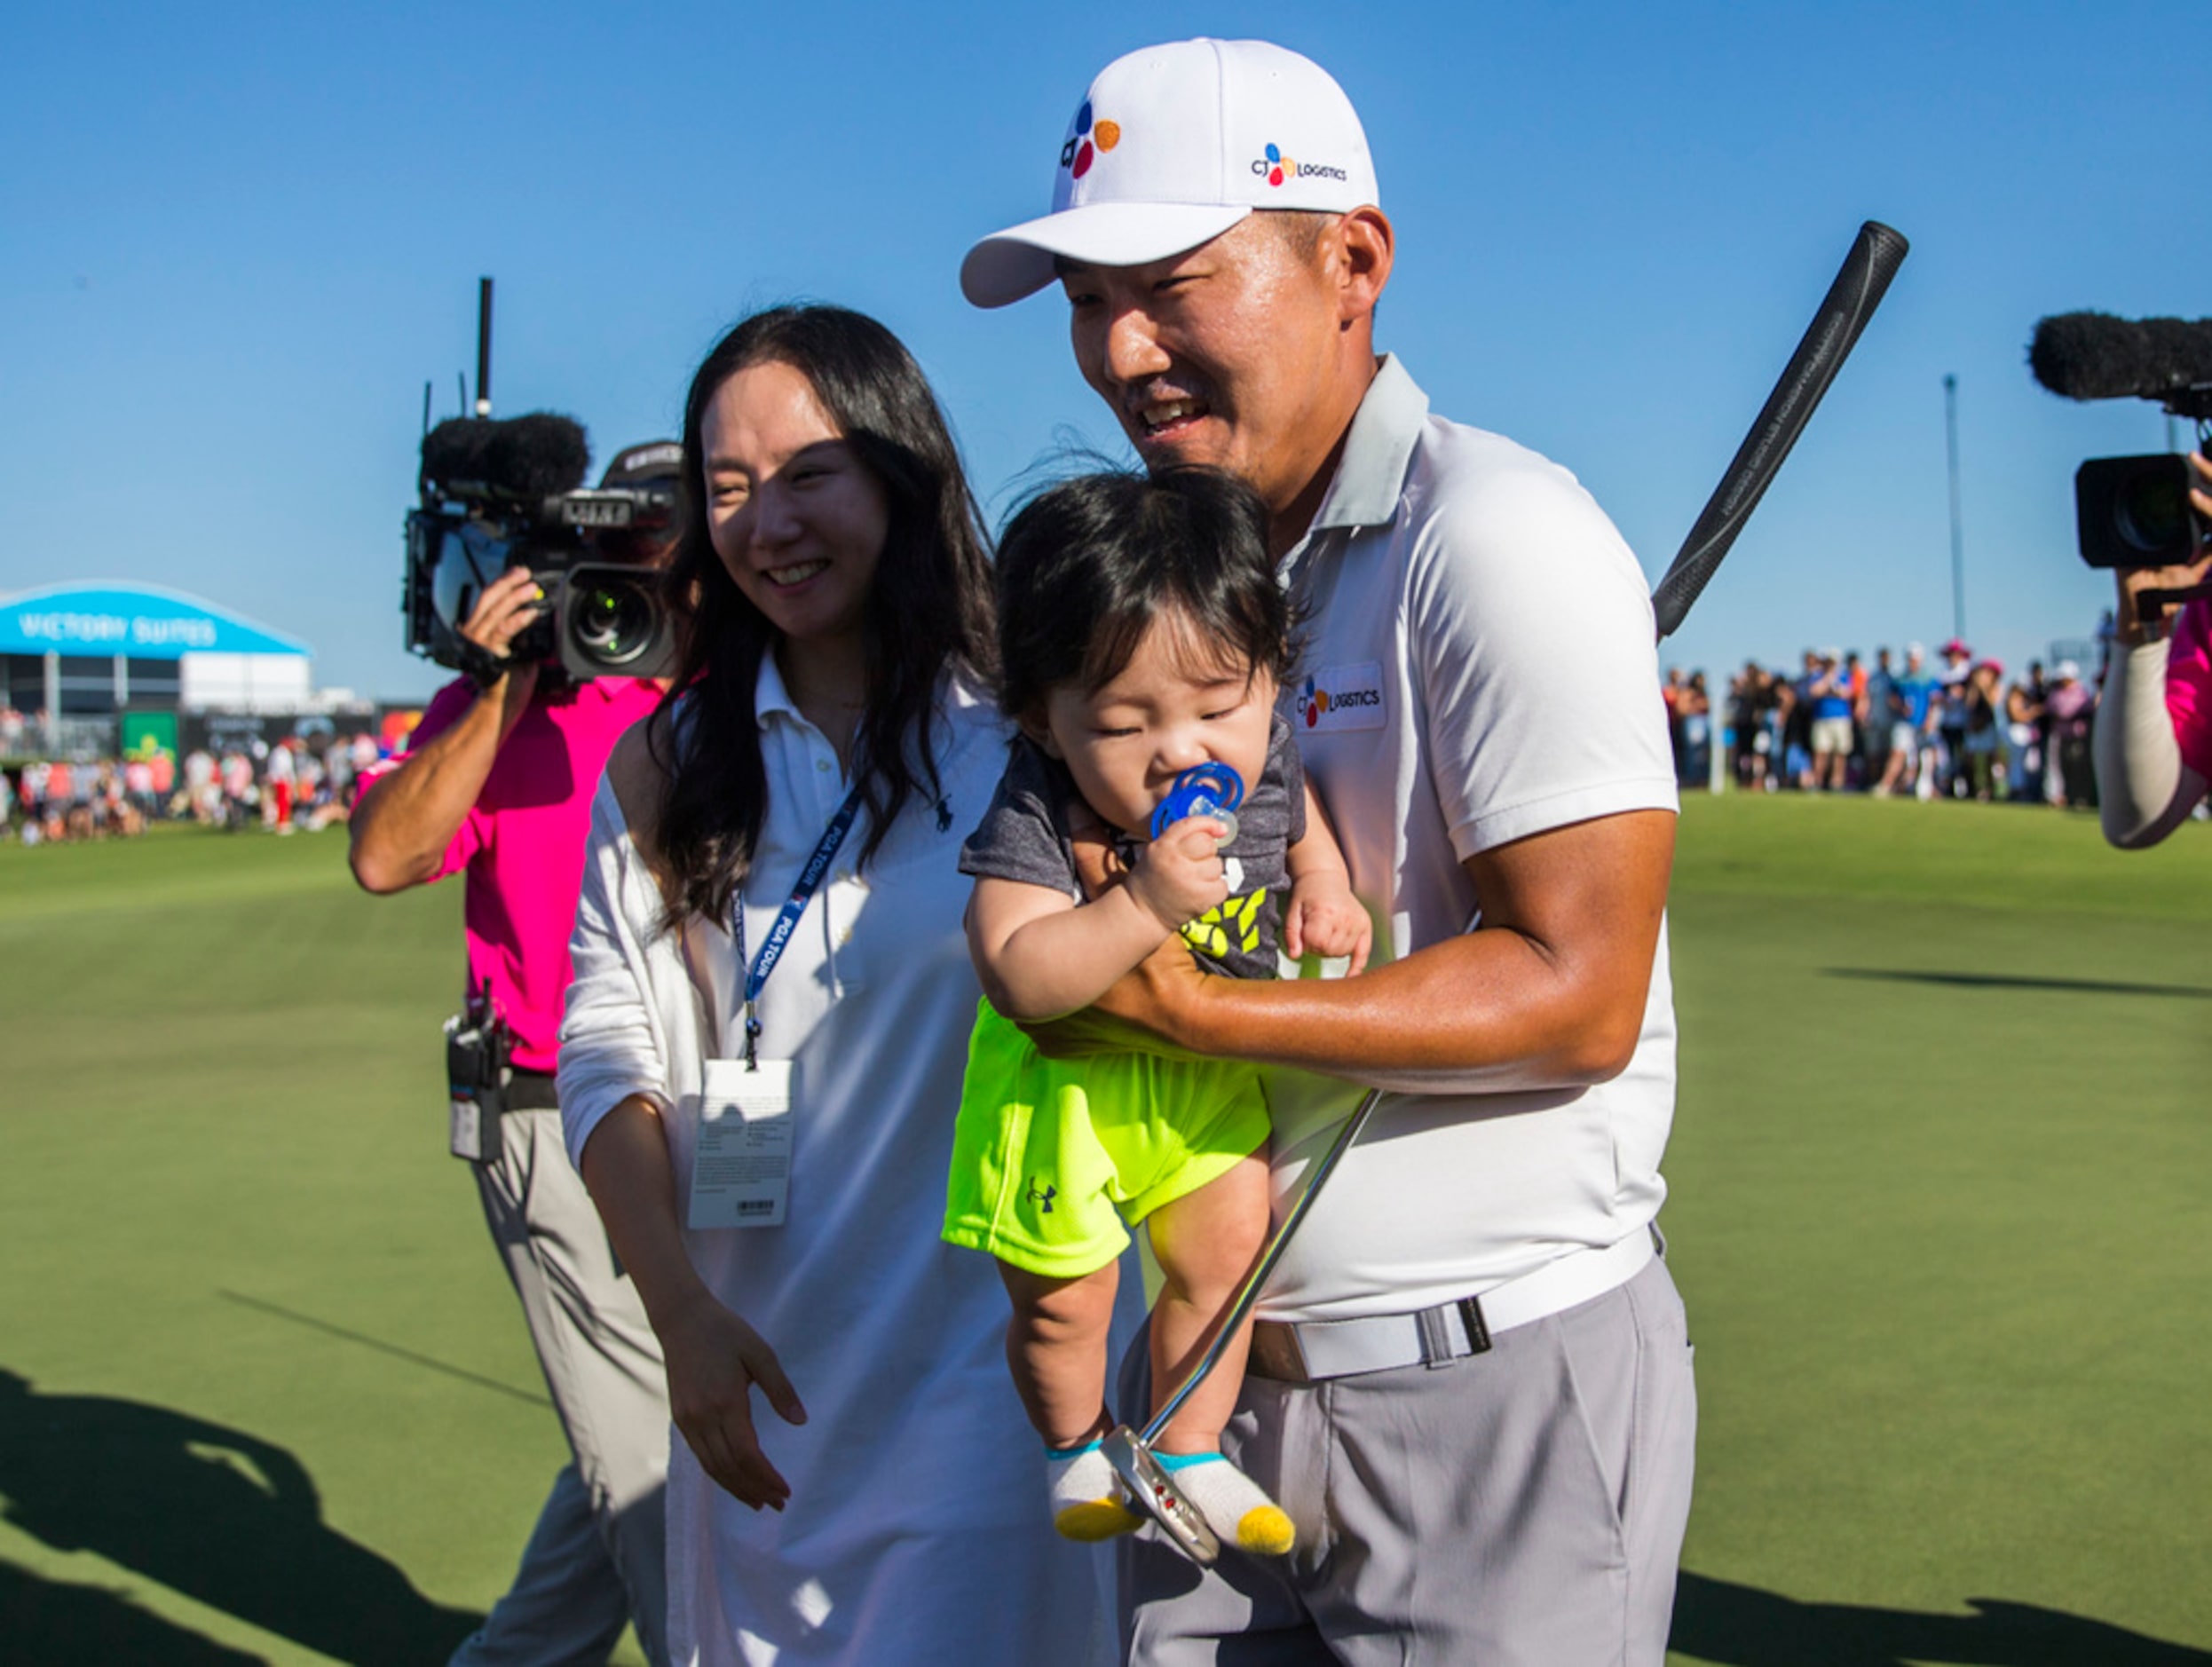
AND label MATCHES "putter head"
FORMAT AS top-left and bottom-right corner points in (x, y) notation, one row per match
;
(1102, 1426), (1221, 1567)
